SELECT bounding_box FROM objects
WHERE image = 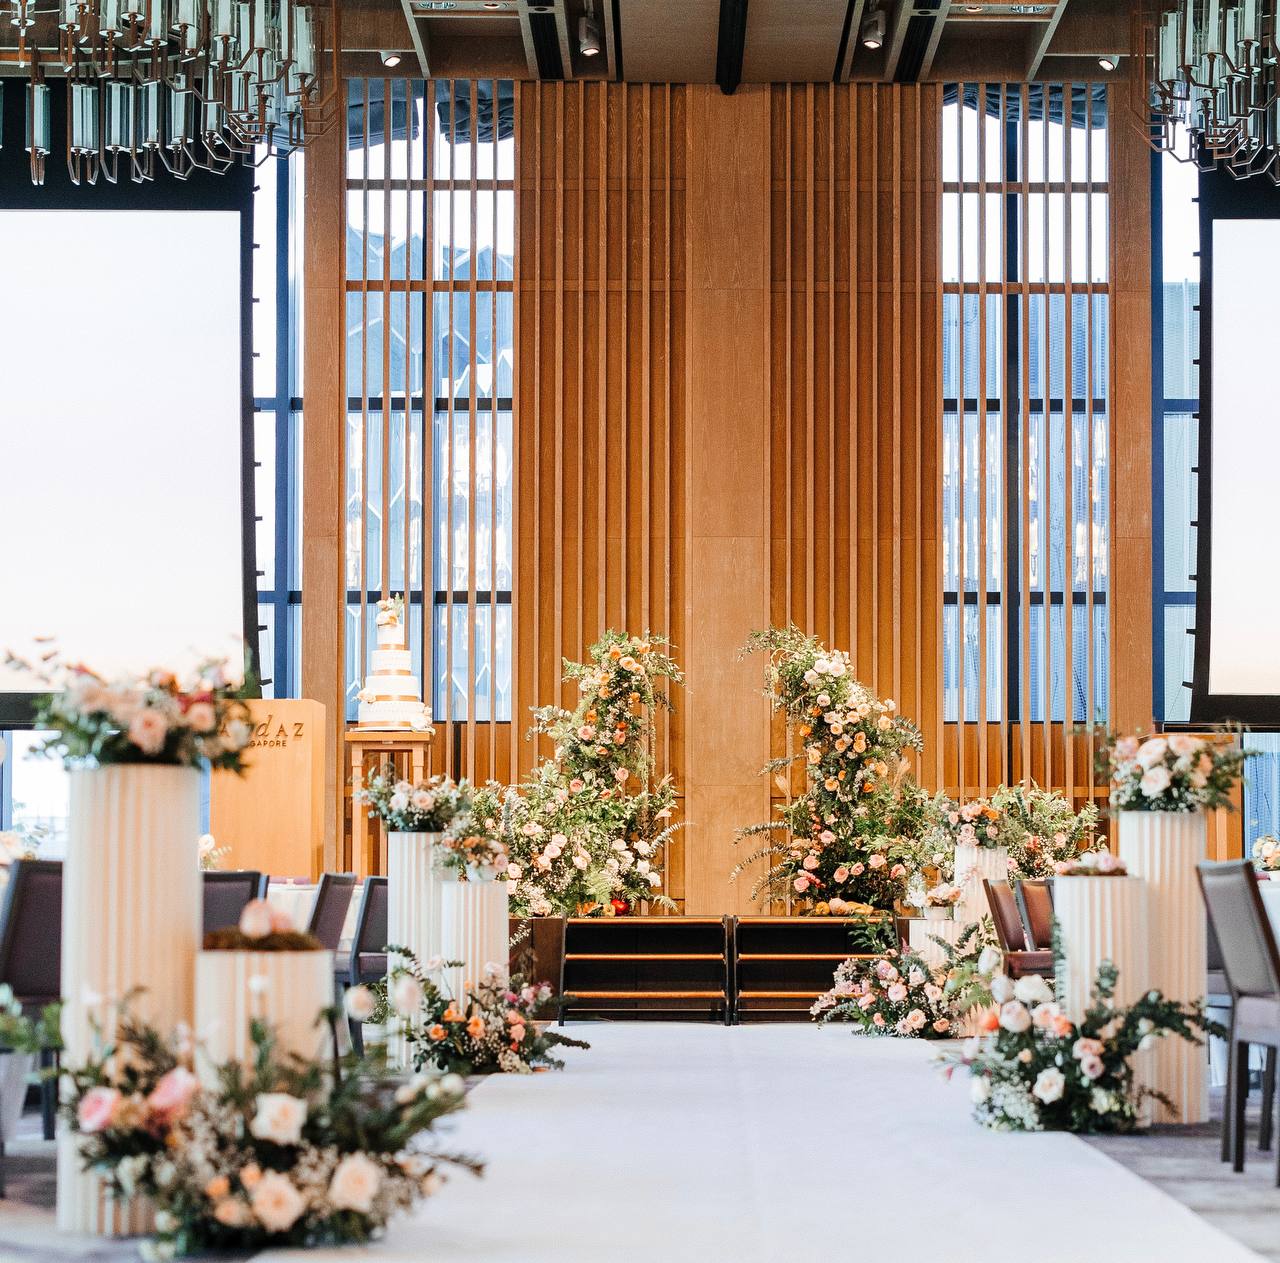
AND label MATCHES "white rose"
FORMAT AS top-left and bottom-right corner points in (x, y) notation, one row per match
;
(328, 1151), (383, 1214)
(343, 985), (376, 1022)
(990, 975), (1015, 1003)
(128, 707), (169, 756)
(391, 974), (424, 1016)
(1090, 1087), (1115, 1114)
(249, 1093), (307, 1146)
(388, 791), (410, 813)
(647, 872), (662, 888)
(1013, 975), (1054, 1006)
(1135, 737), (1169, 769)
(572, 852), (589, 870)
(1032, 1067), (1066, 1104)
(250, 1170), (306, 1234)
(506, 862), (522, 879)
(998, 1000), (1031, 1033)
(976, 946), (1003, 976)
(970, 1076), (991, 1104)
(1139, 765), (1172, 798)
(1167, 733), (1202, 758)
